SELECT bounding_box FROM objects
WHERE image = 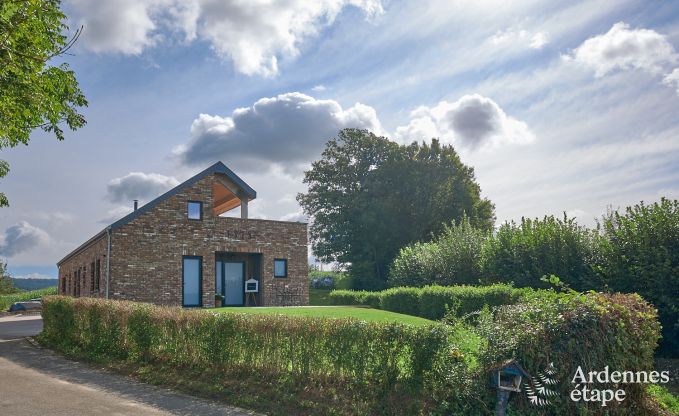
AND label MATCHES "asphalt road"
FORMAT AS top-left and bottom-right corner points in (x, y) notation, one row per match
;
(0, 314), (257, 415)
